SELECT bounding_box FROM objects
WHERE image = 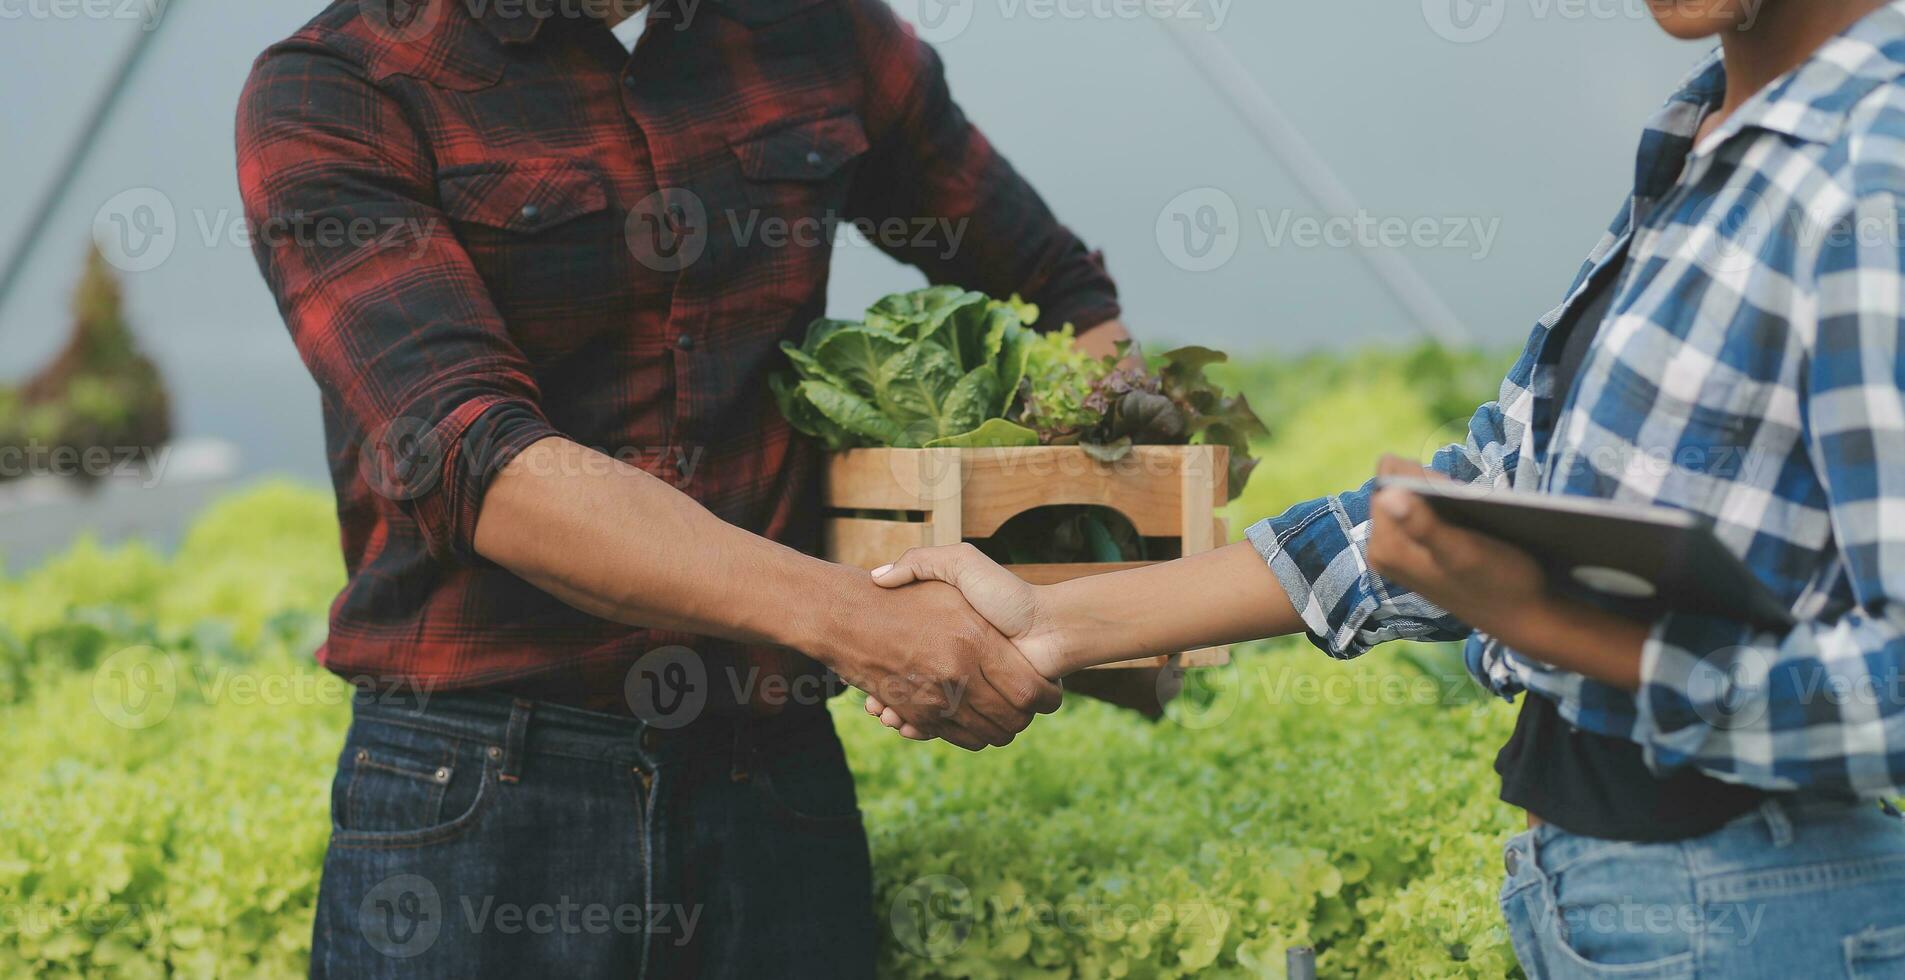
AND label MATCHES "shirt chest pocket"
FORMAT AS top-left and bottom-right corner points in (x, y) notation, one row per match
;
(435, 158), (637, 360)
(720, 112), (869, 305)
(1590, 361), (1780, 516)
